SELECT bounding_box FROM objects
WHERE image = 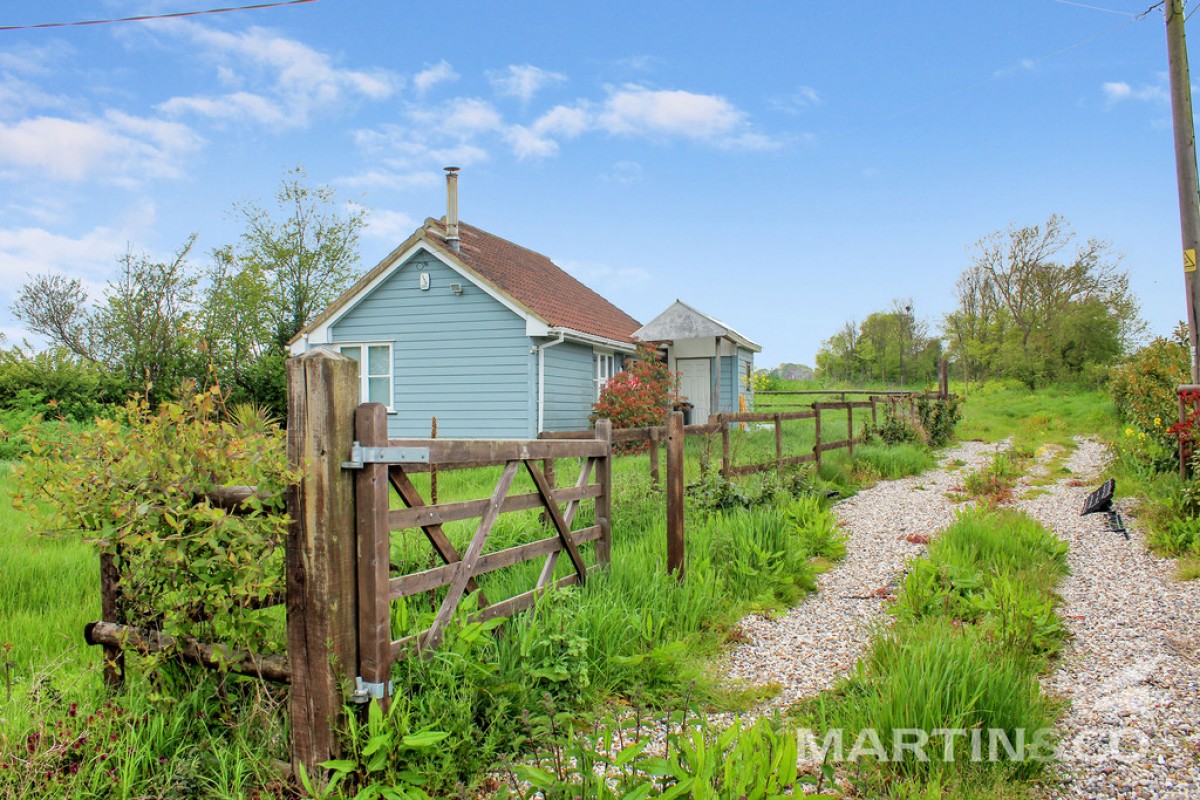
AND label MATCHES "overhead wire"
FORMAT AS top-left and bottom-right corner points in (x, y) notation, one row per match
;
(0, 0), (317, 32)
